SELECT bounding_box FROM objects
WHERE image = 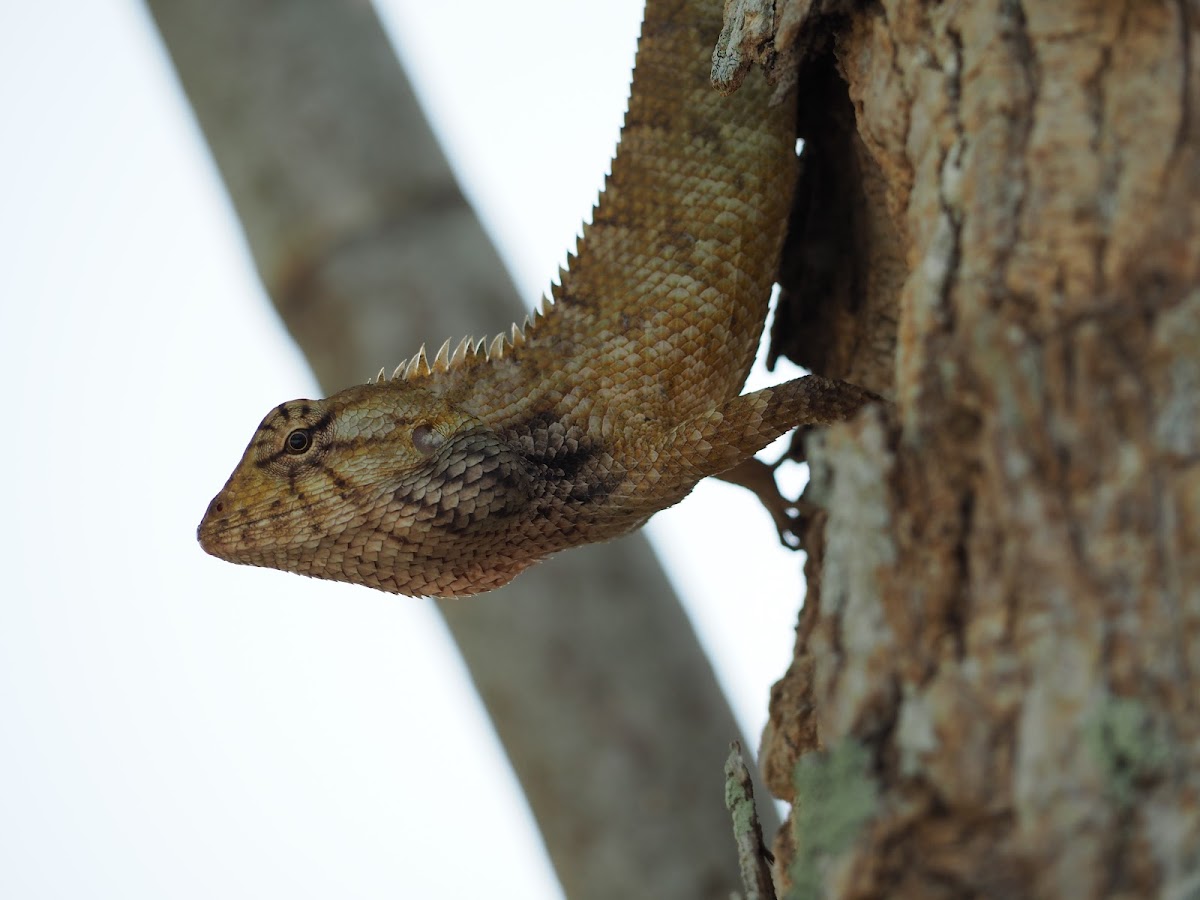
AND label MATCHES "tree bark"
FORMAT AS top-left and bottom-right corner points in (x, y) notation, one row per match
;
(145, 1), (775, 896)
(762, 1), (1200, 897)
